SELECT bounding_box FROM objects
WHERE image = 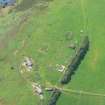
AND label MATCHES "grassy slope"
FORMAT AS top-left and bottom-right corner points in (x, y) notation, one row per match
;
(0, 1), (41, 105)
(58, 0), (105, 105)
(1, 0), (105, 105)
